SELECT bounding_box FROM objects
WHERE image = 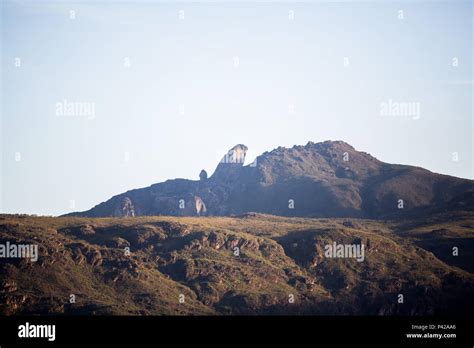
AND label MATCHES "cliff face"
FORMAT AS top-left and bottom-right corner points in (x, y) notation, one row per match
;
(67, 141), (474, 219)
